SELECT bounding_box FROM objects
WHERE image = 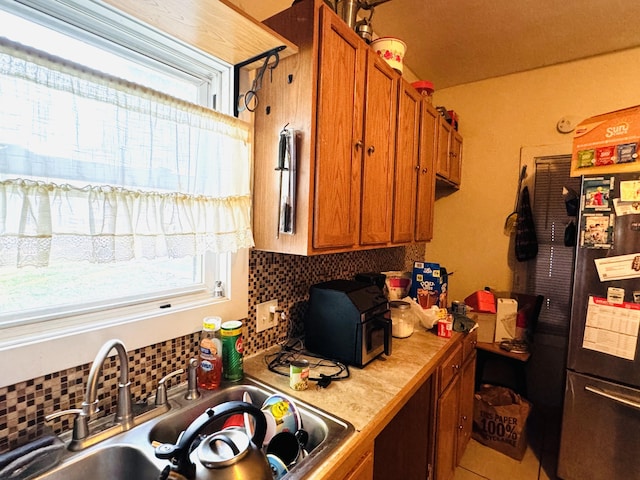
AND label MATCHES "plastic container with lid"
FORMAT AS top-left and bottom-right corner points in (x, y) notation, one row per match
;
(390, 300), (415, 338)
(411, 80), (435, 103)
